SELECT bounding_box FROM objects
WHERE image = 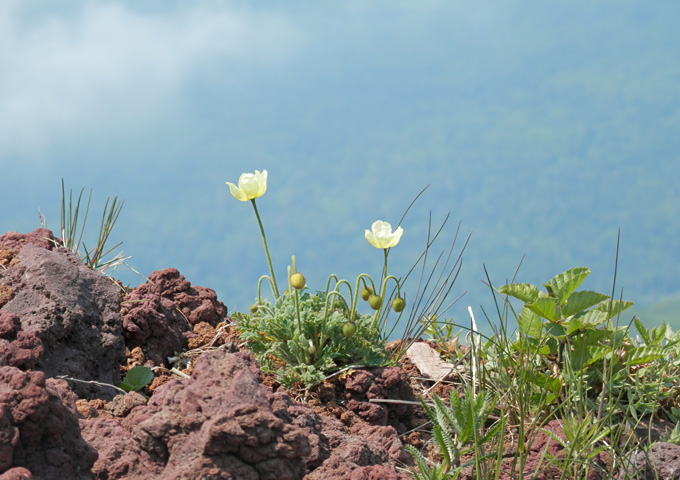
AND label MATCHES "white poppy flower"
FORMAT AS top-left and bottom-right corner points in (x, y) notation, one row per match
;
(226, 170), (268, 201)
(364, 220), (403, 249)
